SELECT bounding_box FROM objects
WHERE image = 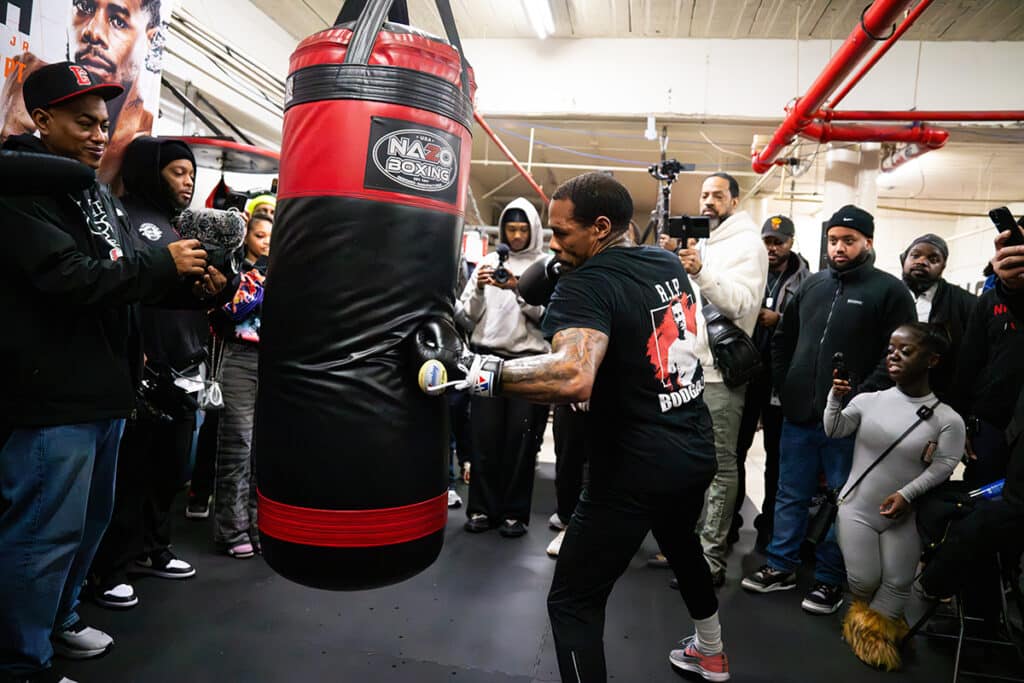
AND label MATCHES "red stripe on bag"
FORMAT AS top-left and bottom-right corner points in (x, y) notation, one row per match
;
(257, 490), (447, 548)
